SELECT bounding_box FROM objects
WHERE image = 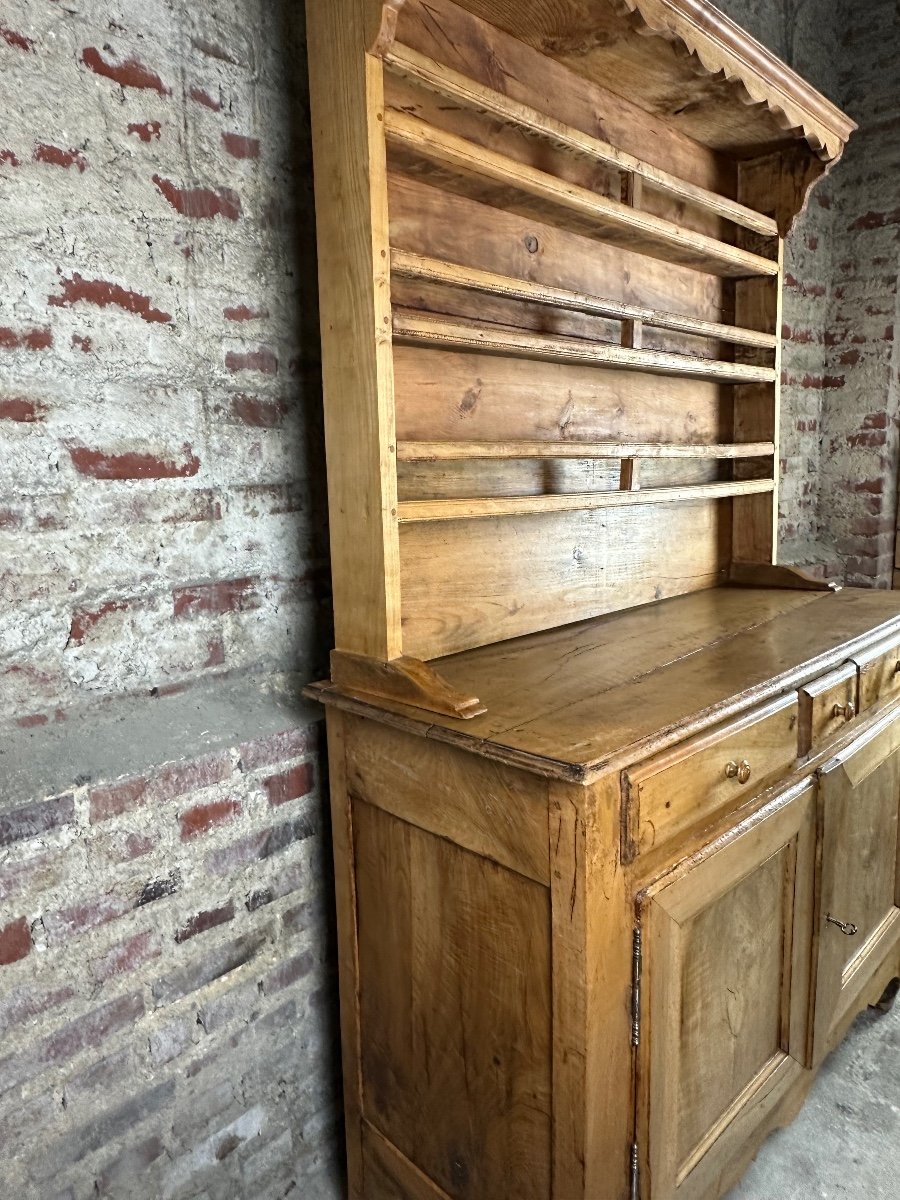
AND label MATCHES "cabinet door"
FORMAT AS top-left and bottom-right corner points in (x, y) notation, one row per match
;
(812, 711), (900, 1059)
(637, 782), (816, 1200)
